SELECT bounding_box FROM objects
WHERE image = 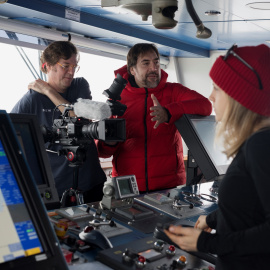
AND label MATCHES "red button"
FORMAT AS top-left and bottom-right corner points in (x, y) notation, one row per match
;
(84, 226), (94, 233)
(138, 256), (146, 263)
